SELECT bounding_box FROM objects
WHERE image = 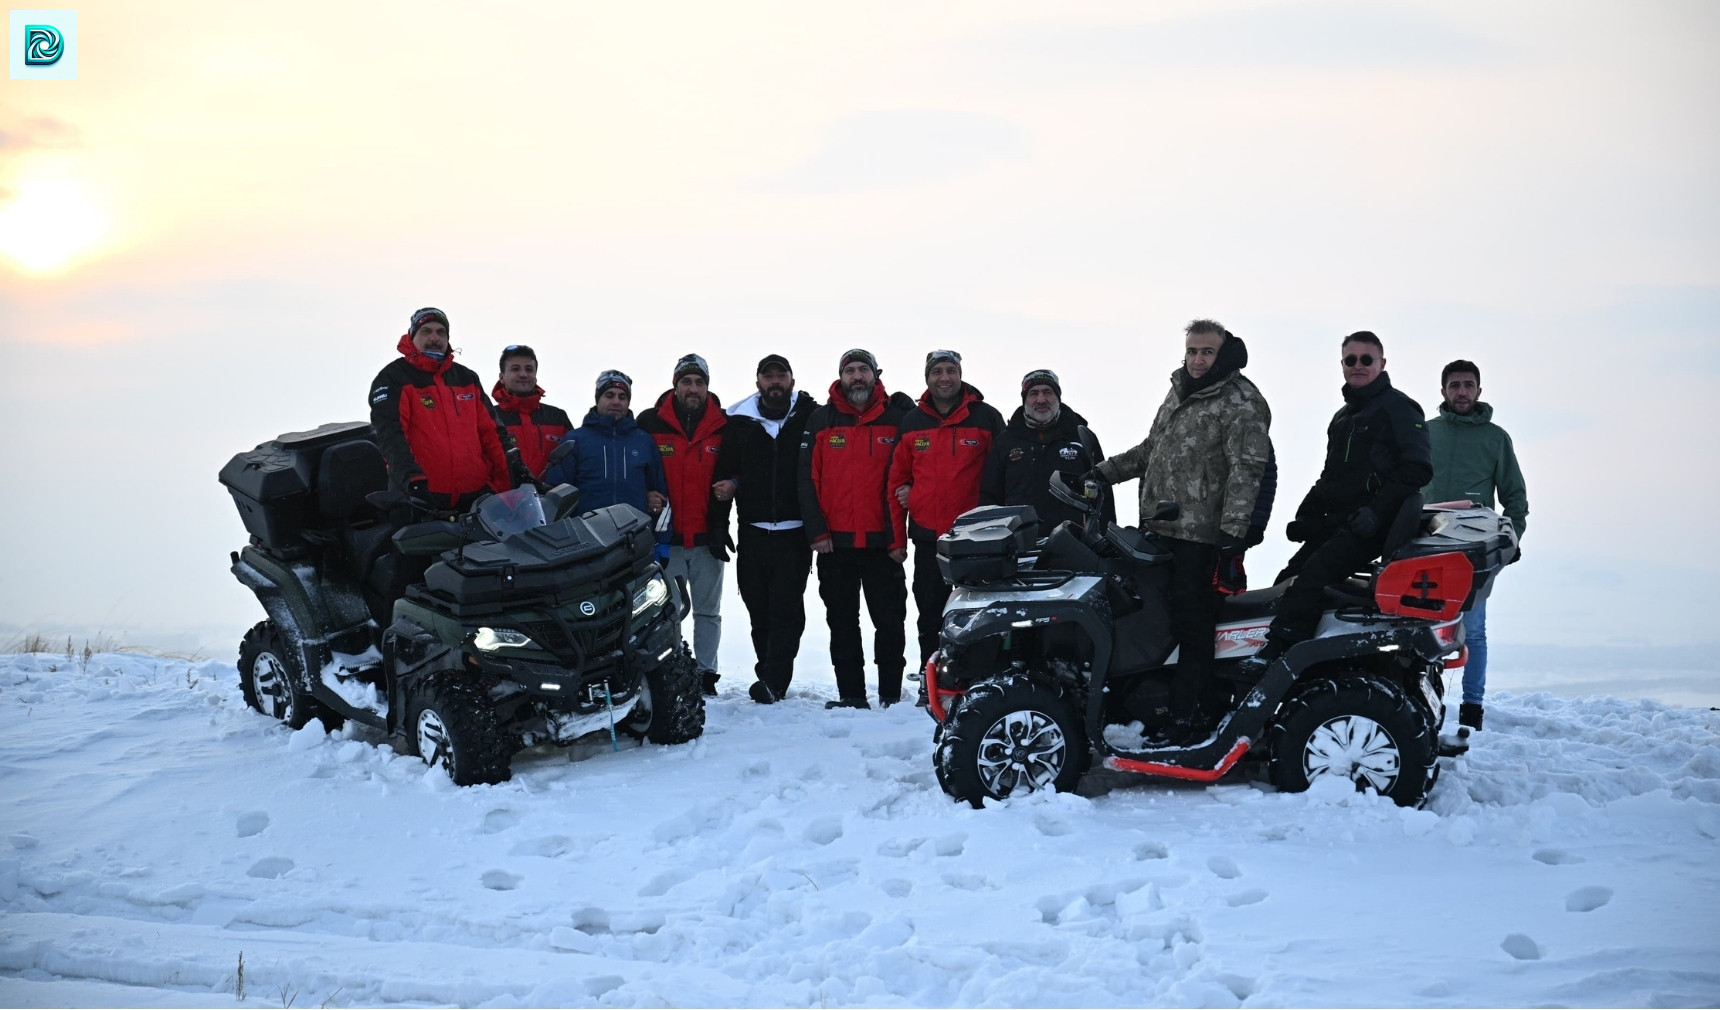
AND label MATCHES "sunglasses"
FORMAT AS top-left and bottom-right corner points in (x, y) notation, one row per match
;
(1342, 354), (1377, 367)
